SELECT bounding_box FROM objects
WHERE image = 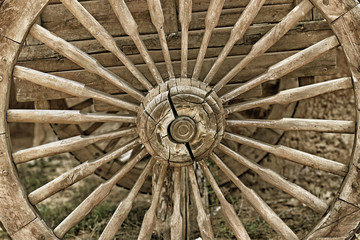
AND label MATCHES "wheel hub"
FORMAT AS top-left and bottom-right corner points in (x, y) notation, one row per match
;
(169, 116), (196, 143)
(137, 78), (225, 166)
